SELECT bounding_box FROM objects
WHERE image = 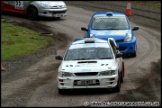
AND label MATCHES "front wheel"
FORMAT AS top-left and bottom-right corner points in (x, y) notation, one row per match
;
(121, 62), (124, 83)
(54, 17), (61, 20)
(132, 45), (137, 57)
(58, 89), (66, 94)
(132, 52), (136, 57)
(113, 76), (121, 92)
(121, 73), (124, 83)
(27, 7), (38, 20)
